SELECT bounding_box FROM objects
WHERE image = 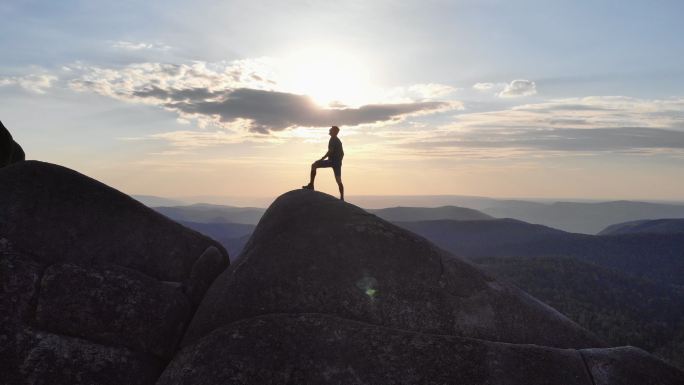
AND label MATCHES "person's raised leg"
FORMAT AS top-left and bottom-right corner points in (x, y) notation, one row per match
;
(303, 161), (319, 189)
